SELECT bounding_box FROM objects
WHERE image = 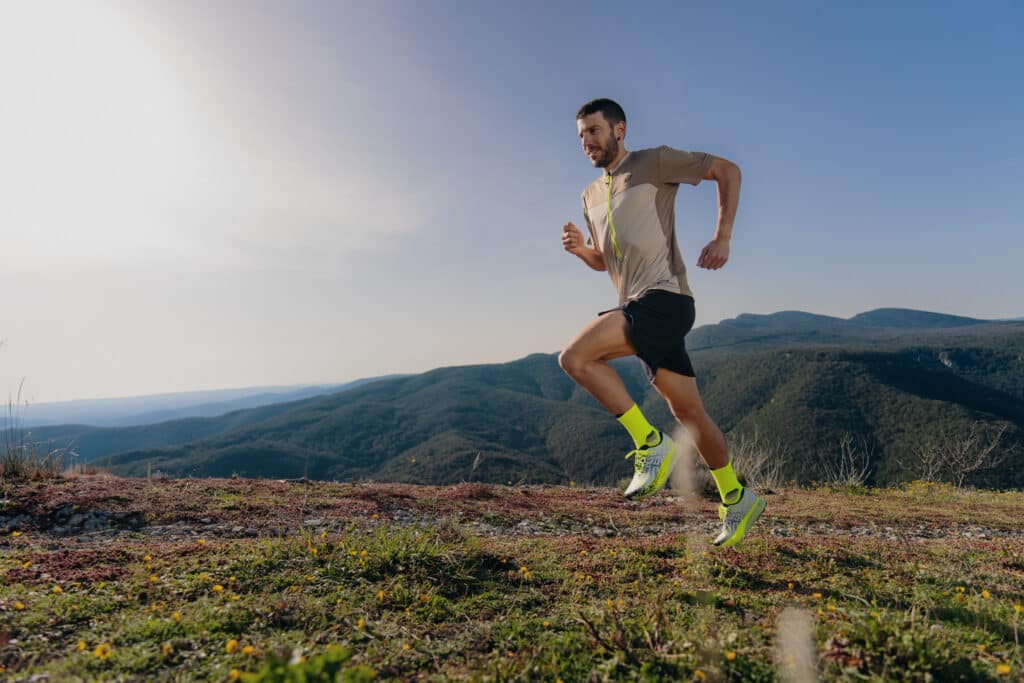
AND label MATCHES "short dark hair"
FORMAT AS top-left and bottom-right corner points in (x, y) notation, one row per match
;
(576, 98), (626, 127)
